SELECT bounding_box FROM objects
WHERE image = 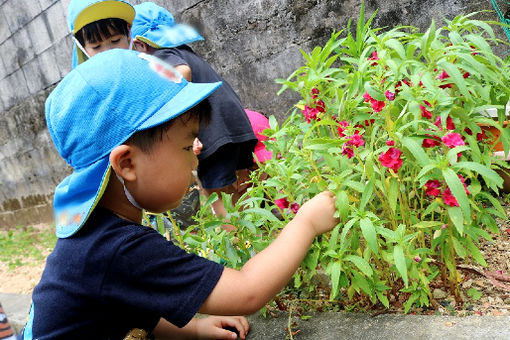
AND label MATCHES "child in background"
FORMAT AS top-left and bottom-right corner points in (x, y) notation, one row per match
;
(67, 0), (135, 68)
(18, 49), (338, 339)
(131, 2), (259, 219)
